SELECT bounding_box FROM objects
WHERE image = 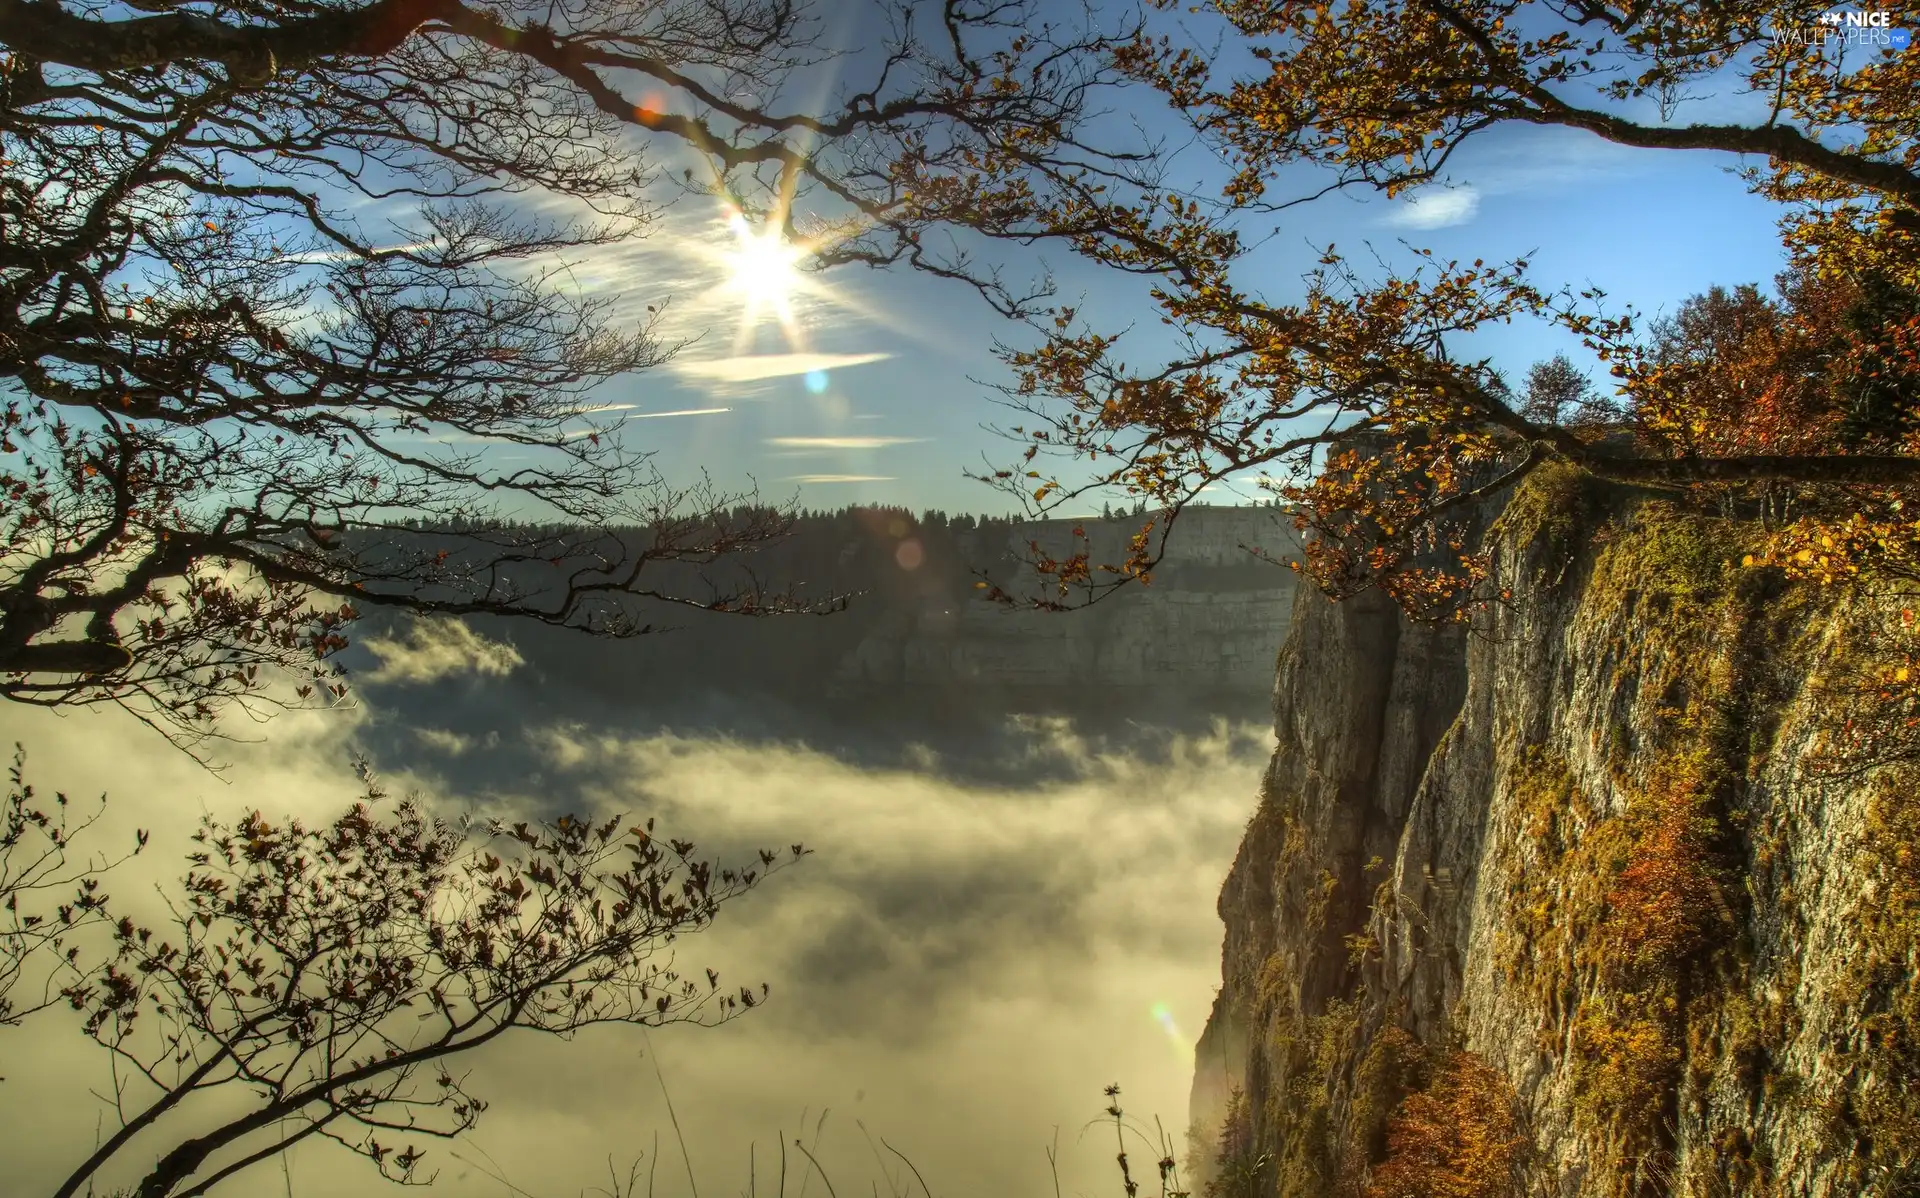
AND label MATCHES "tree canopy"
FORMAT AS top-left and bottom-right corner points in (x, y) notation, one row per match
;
(967, 0), (1920, 618)
(8, 0), (1917, 735)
